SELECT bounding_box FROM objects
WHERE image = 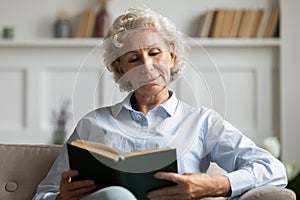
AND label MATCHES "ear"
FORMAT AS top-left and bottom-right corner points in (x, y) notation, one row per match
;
(169, 43), (176, 68)
(169, 51), (176, 68)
